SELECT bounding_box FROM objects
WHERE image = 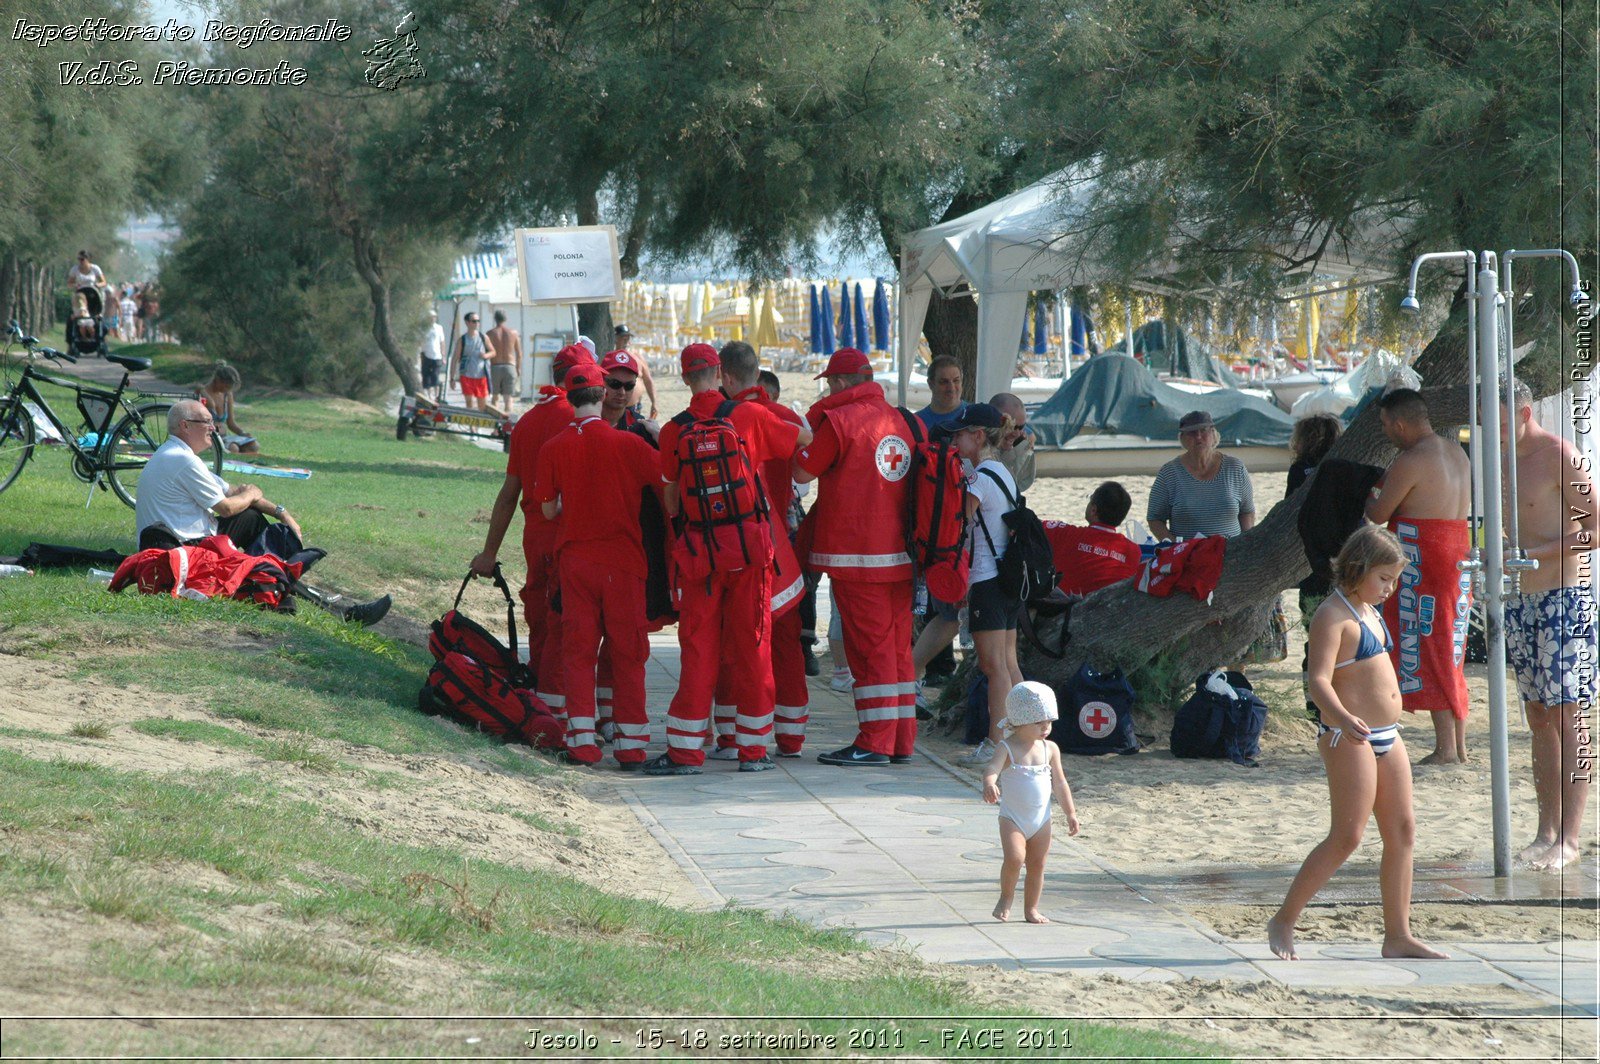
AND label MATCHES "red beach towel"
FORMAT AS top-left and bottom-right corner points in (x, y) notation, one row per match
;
(1384, 517), (1472, 720)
